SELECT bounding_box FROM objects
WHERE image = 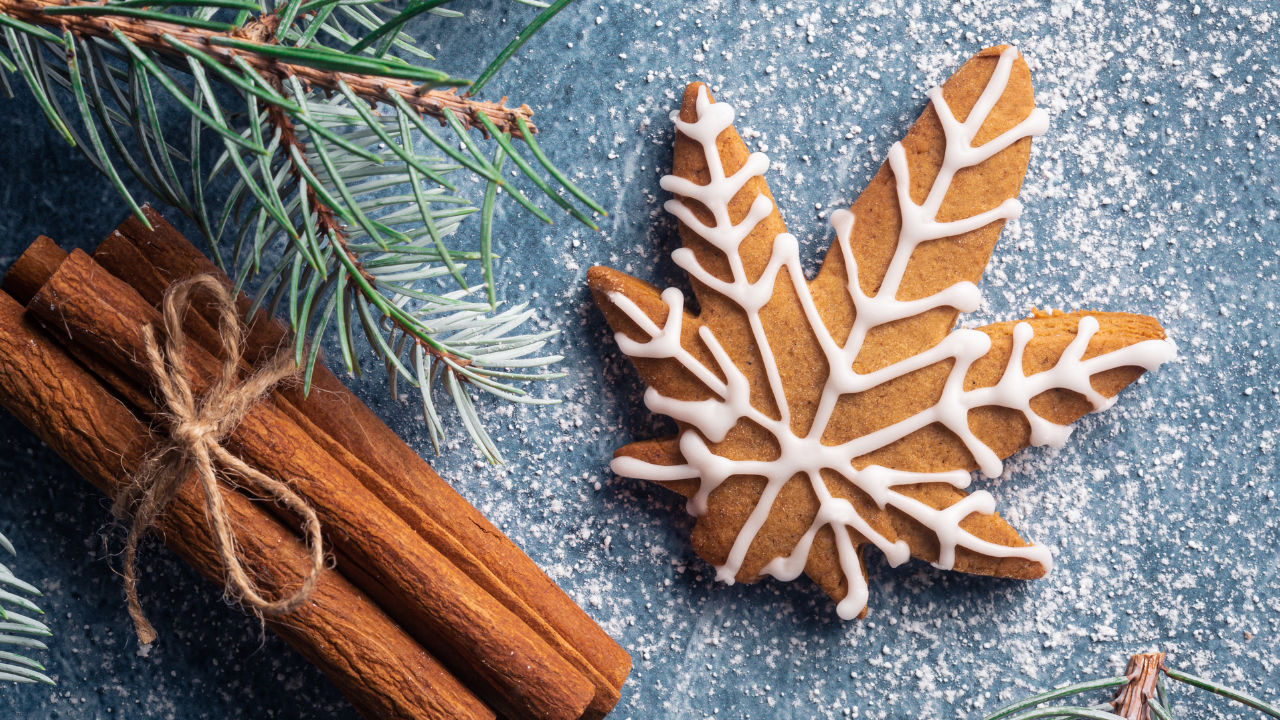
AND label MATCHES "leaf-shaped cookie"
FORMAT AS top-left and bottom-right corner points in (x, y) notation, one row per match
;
(589, 46), (1175, 619)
